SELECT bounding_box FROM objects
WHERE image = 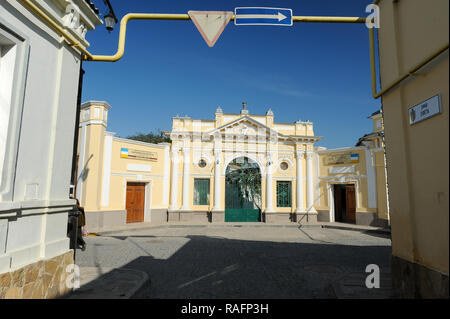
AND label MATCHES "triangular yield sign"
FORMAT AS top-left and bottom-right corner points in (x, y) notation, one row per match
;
(188, 11), (233, 47)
